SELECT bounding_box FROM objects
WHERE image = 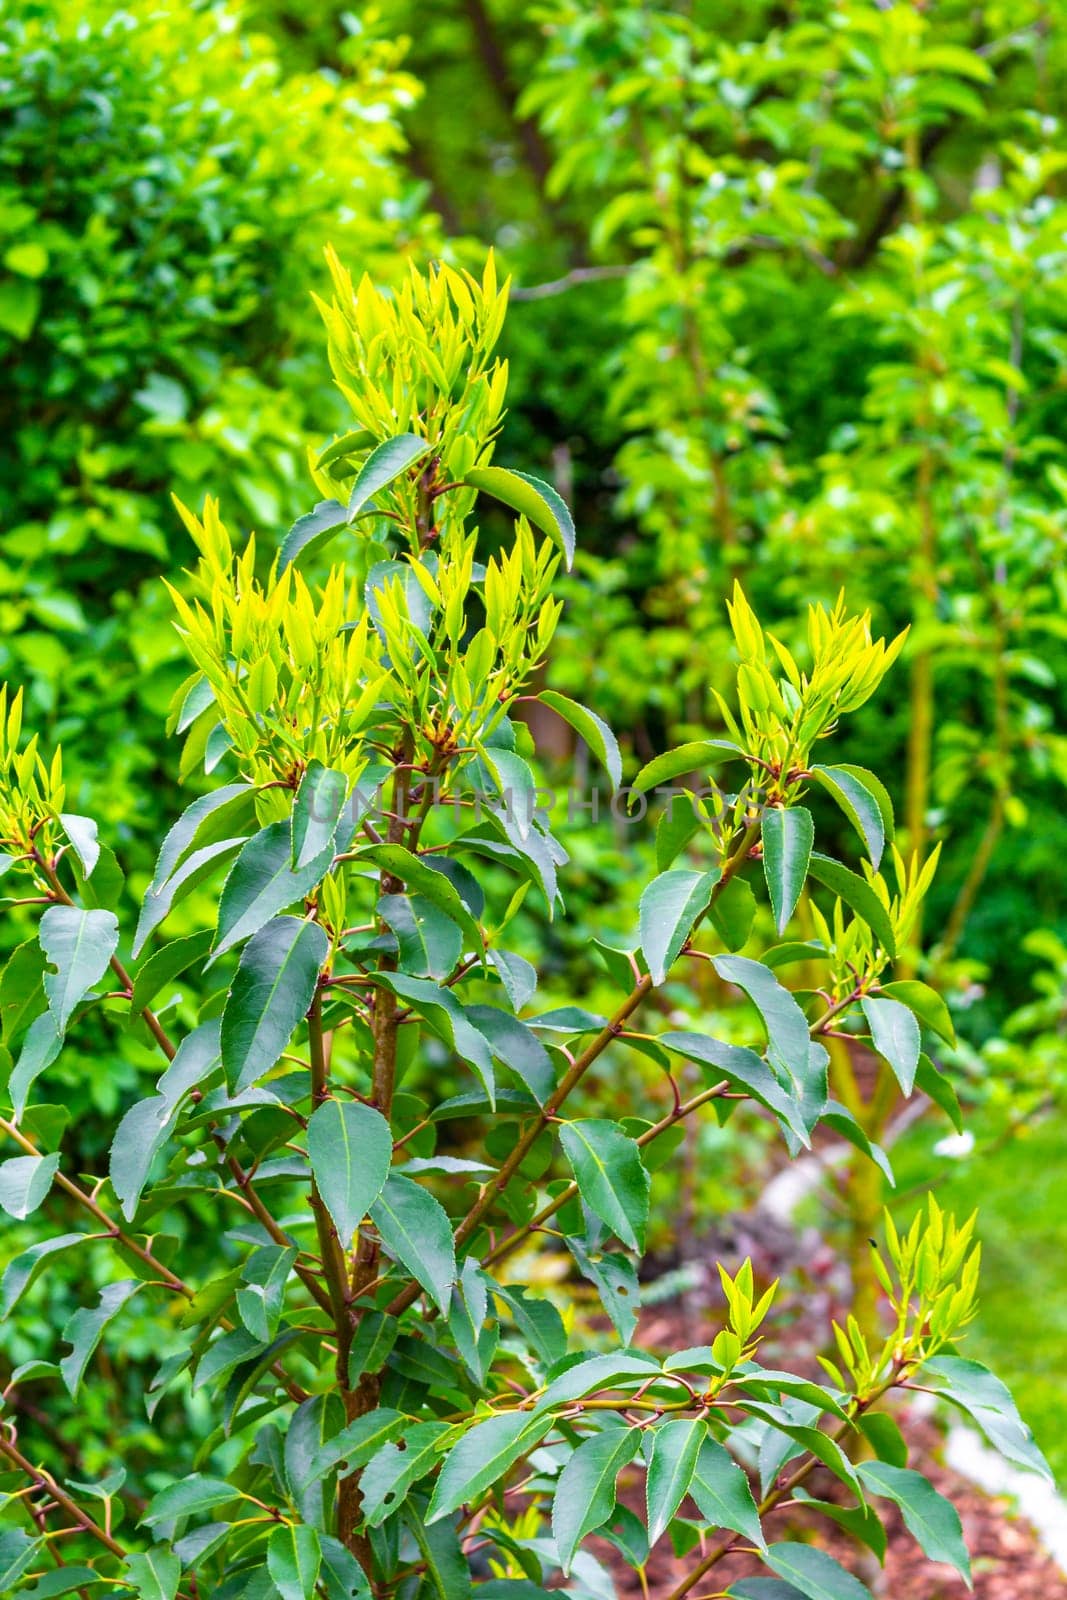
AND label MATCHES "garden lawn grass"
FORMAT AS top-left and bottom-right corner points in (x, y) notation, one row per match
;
(893, 1113), (1067, 1483)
